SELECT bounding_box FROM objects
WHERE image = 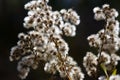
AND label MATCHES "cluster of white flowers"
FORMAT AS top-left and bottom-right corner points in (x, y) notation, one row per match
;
(83, 52), (98, 76)
(93, 4), (118, 21)
(83, 4), (120, 79)
(44, 56), (84, 80)
(84, 51), (120, 77)
(23, 0), (80, 36)
(9, 0), (84, 80)
(9, 1), (120, 80)
(88, 8), (120, 53)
